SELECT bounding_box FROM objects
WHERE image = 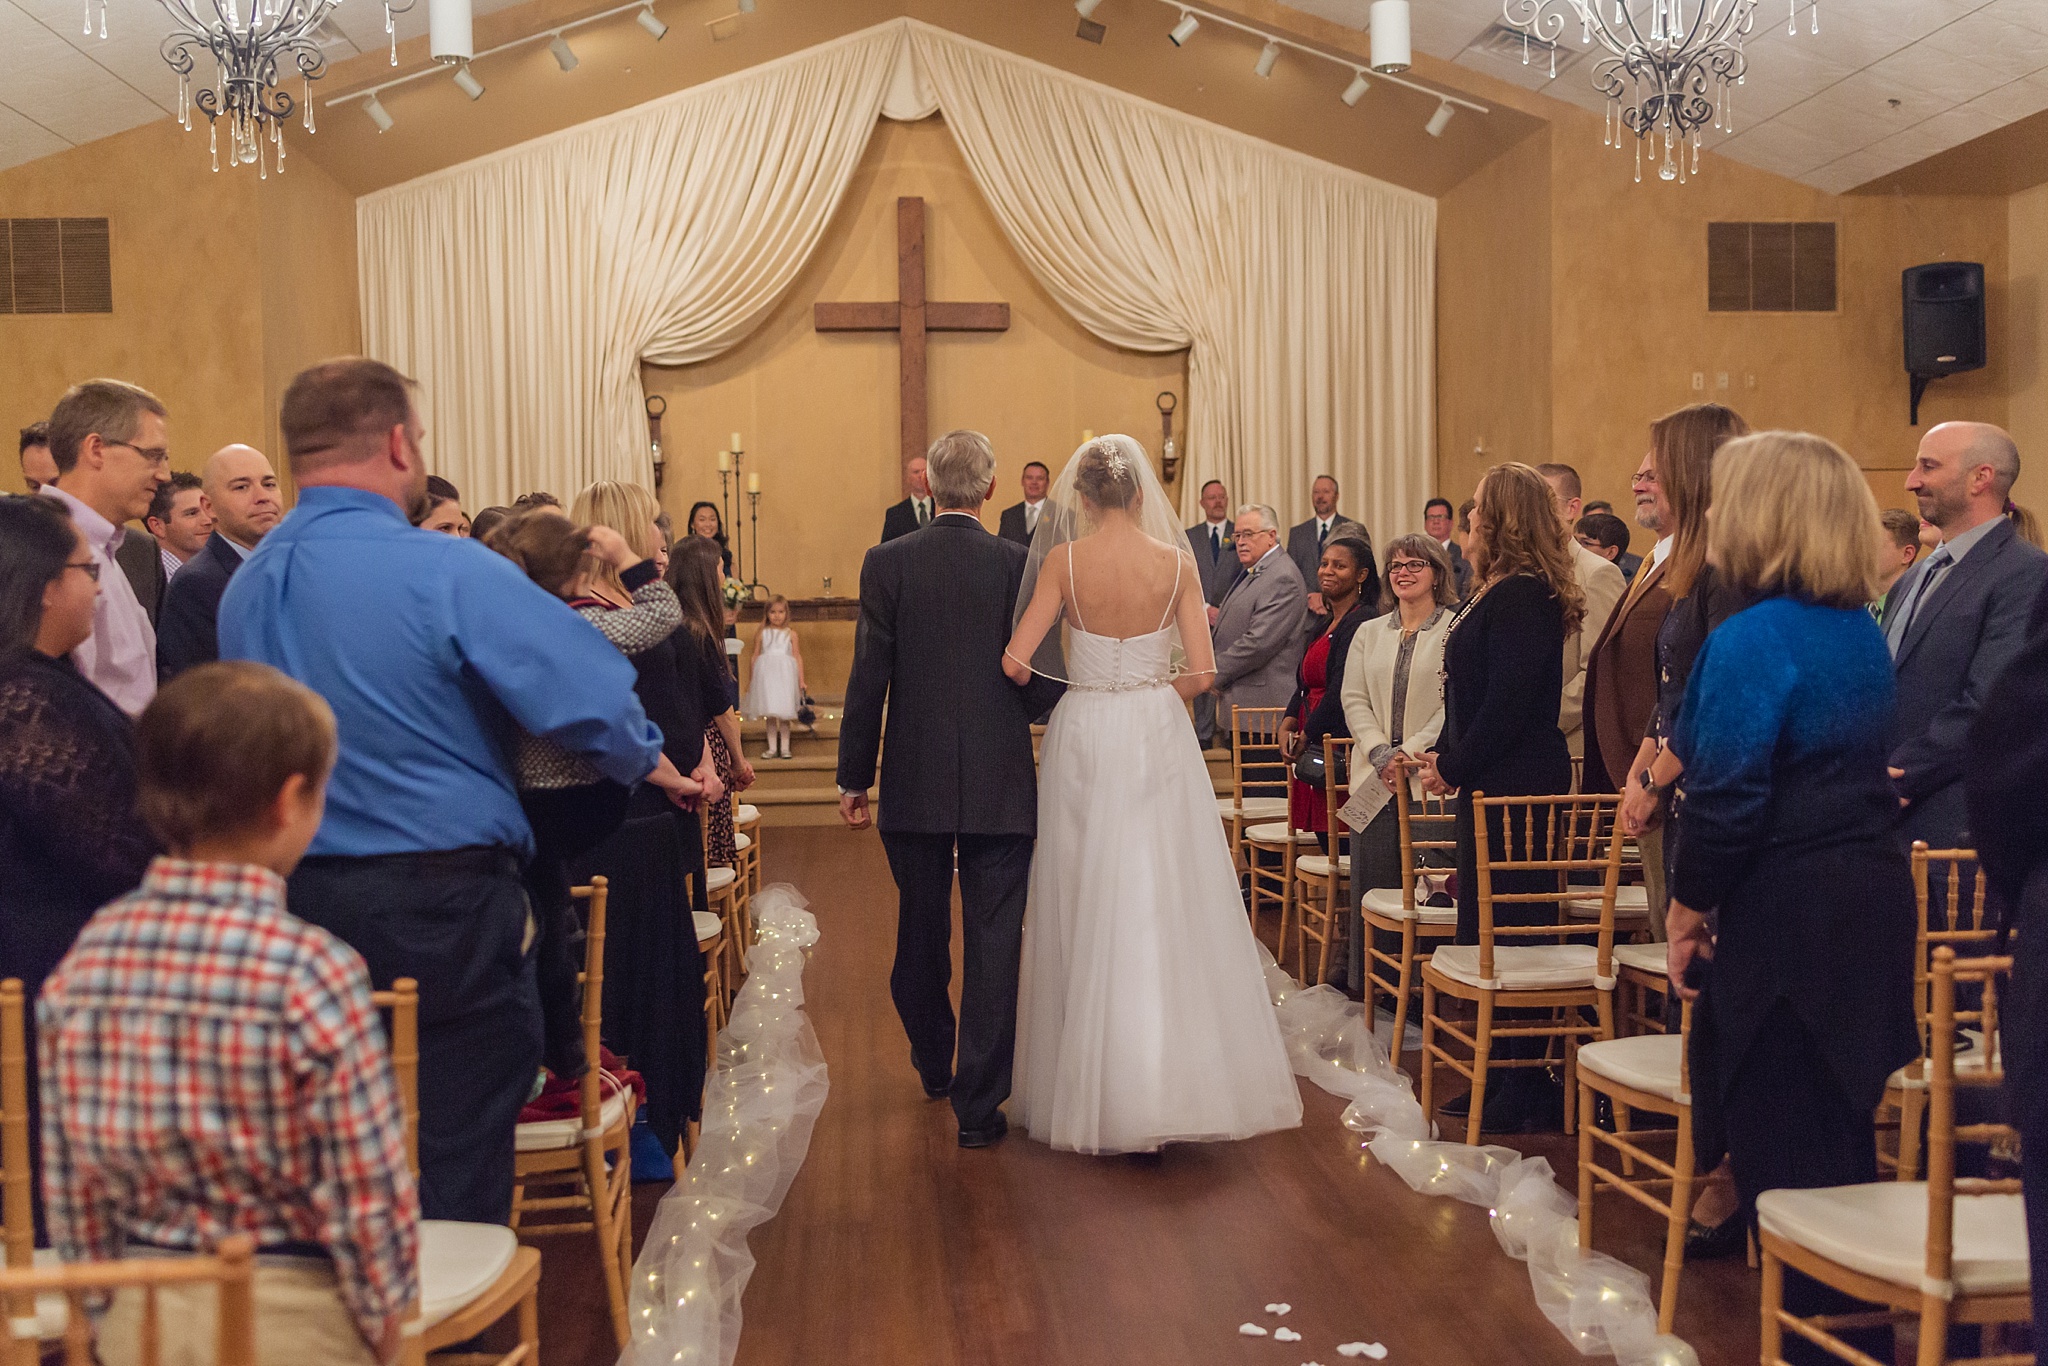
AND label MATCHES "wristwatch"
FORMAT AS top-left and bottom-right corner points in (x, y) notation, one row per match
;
(1636, 768), (1664, 797)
